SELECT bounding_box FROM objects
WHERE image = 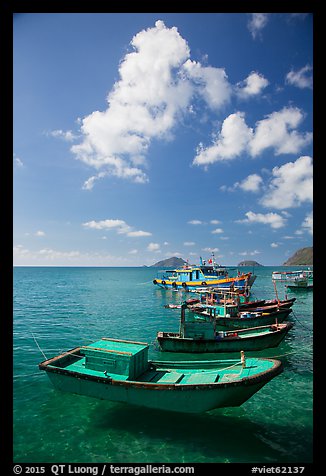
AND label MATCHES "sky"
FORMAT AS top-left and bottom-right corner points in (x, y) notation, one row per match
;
(13, 12), (313, 267)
